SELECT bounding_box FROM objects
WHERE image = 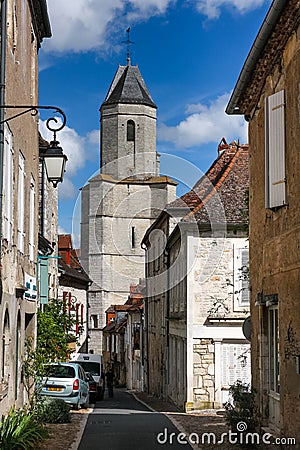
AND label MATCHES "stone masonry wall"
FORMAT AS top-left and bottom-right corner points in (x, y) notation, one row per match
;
(193, 338), (215, 407)
(249, 23), (300, 441)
